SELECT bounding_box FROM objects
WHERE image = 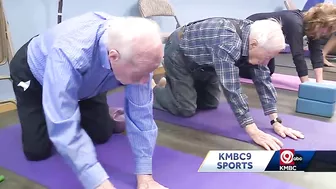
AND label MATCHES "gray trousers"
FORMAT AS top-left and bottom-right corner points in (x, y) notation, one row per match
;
(153, 29), (221, 117)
